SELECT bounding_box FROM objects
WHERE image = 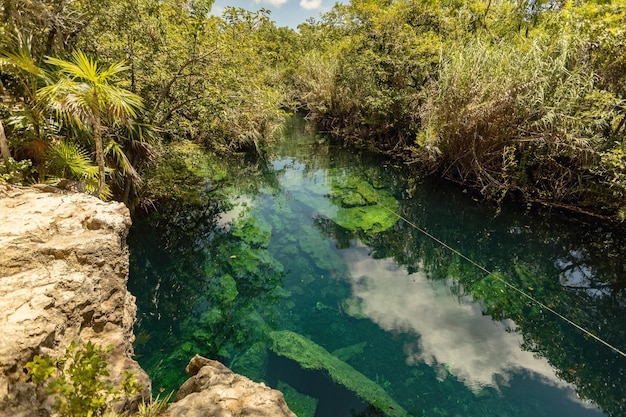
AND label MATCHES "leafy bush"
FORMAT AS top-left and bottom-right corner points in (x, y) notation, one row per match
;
(25, 341), (141, 417)
(0, 157), (32, 184)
